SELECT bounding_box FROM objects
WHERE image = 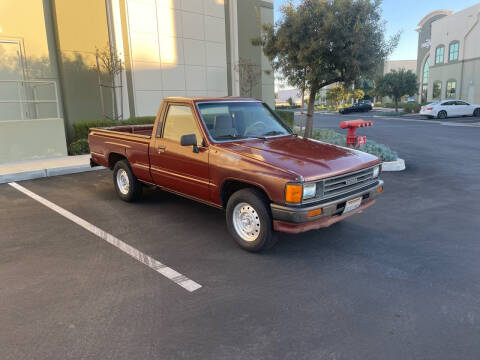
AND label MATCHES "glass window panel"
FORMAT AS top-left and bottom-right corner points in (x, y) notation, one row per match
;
(446, 80), (456, 99)
(435, 46), (444, 64)
(449, 42), (459, 61)
(163, 105), (203, 143)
